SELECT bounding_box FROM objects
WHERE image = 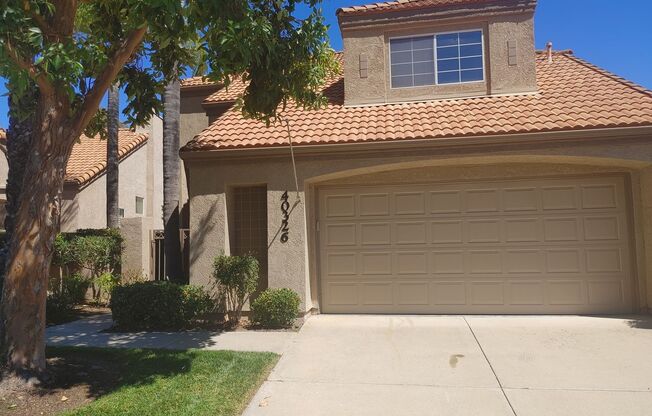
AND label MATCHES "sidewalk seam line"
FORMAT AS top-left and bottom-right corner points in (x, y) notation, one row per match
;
(463, 316), (518, 416)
